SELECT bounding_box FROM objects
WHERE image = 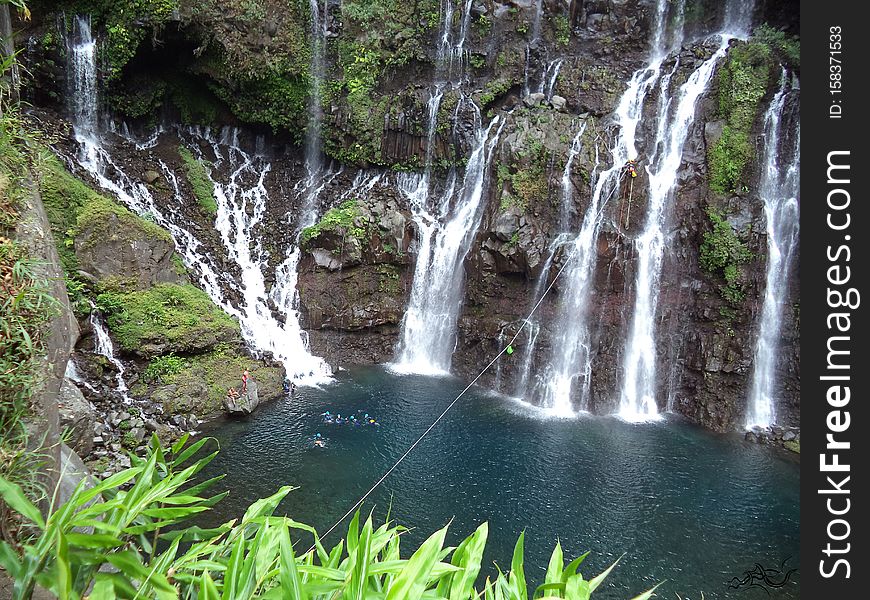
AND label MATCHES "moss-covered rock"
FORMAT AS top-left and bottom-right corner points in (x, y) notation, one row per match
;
(37, 151), (181, 289)
(154, 345), (283, 417)
(95, 282), (239, 356)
